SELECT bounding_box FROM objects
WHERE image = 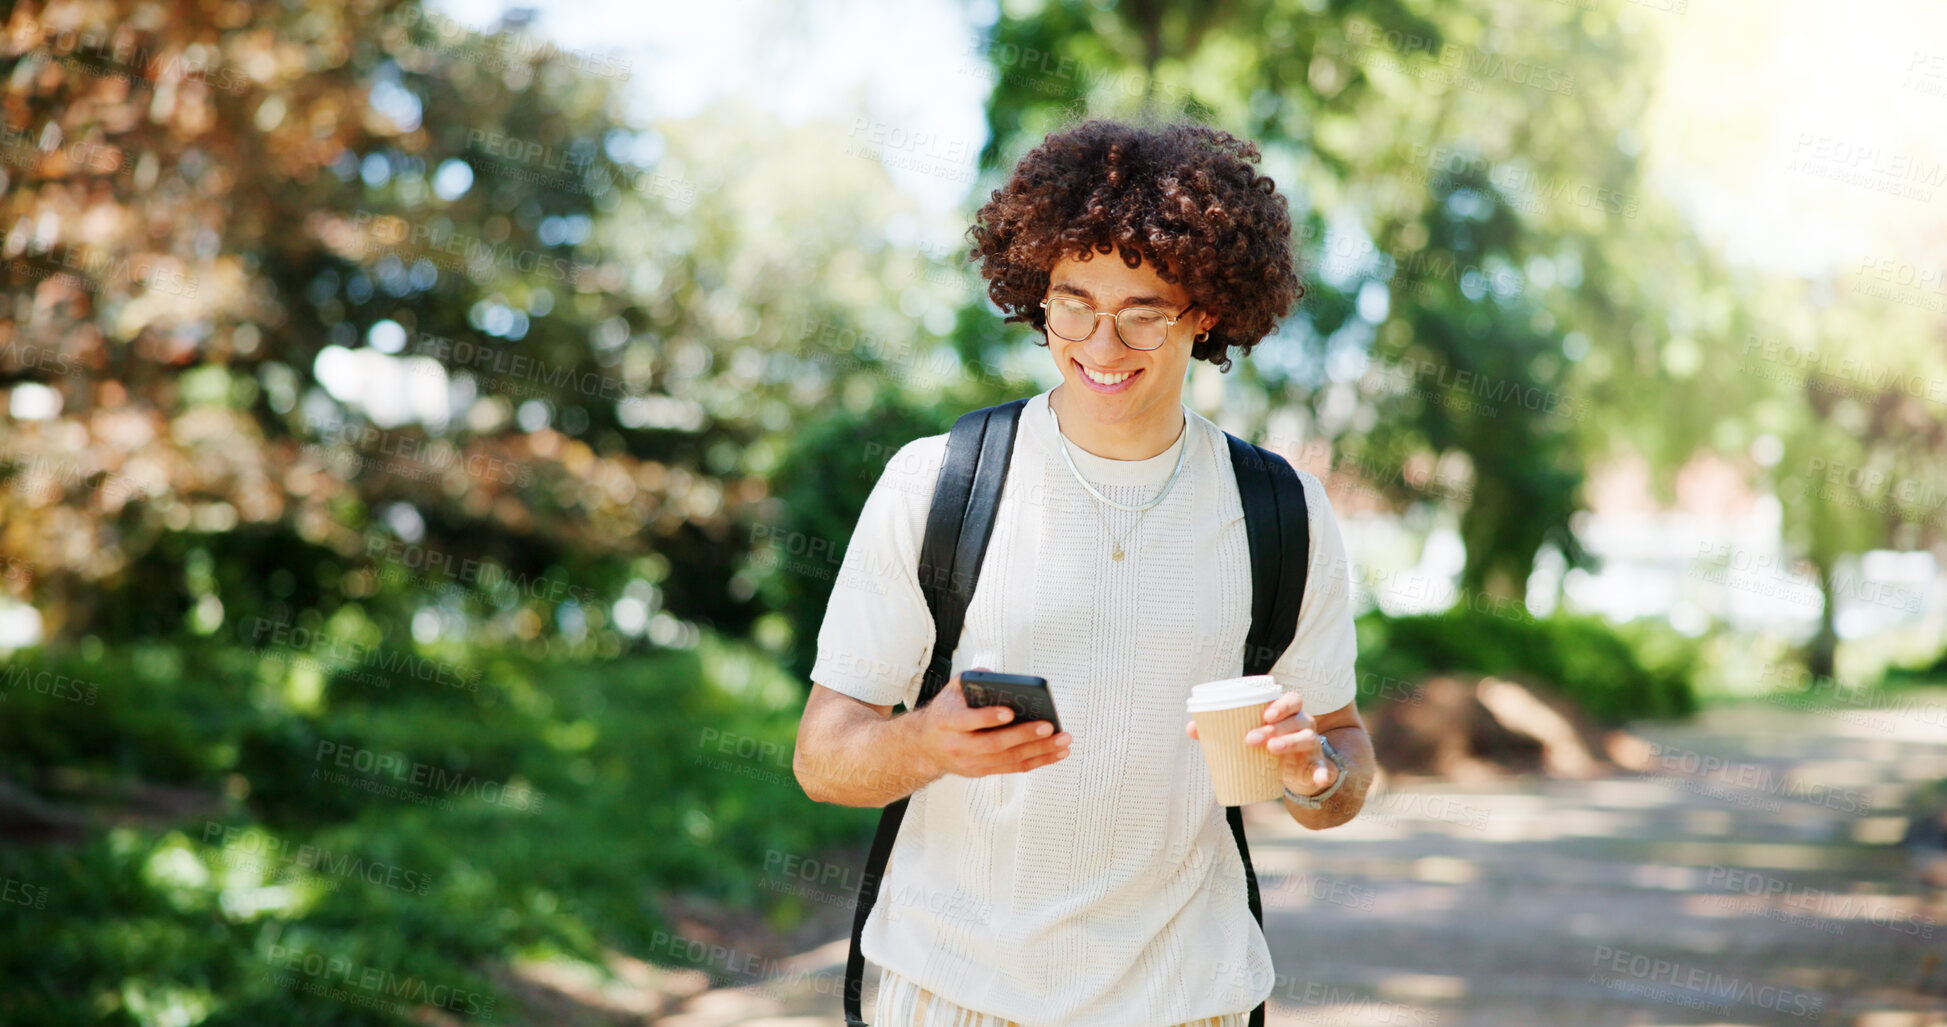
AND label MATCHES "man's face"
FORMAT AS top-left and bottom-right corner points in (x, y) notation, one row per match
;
(1043, 252), (1216, 426)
